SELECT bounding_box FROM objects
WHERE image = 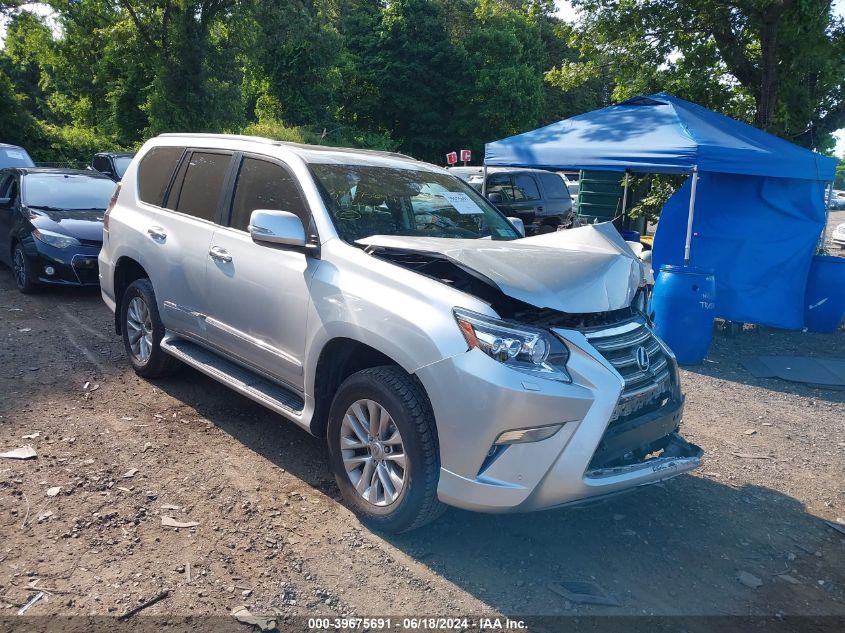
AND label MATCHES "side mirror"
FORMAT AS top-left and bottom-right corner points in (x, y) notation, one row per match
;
(487, 192), (503, 204)
(508, 217), (525, 237)
(248, 210), (306, 247)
